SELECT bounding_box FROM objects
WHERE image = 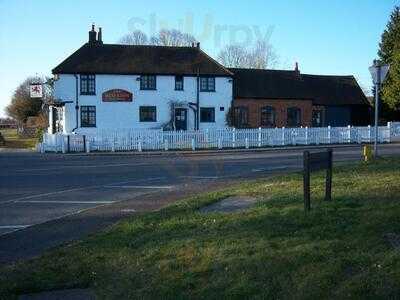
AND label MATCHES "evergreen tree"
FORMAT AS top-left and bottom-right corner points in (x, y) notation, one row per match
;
(378, 6), (400, 64)
(378, 6), (400, 119)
